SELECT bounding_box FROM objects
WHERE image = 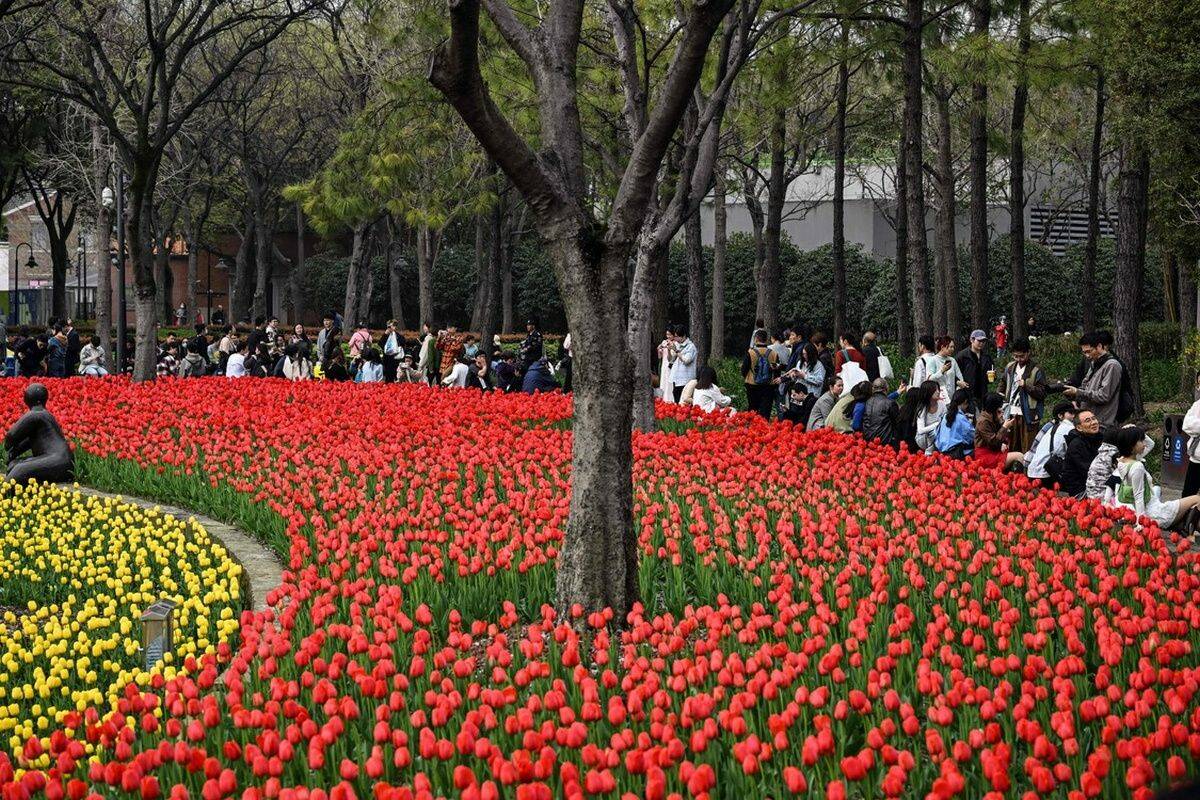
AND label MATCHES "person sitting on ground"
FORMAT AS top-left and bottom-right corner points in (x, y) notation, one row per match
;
(467, 353), (495, 391)
(78, 336), (109, 377)
(522, 357), (559, 394)
(244, 343), (270, 378)
(225, 339), (249, 378)
(862, 377), (901, 449)
(780, 383), (814, 427)
(16, 333), (46, 377)
(282, 343), (311, 381)
(830, 381), (871, 434)
(807, 376), (844, 431)
(833, 331), (868, 374)
(692, 366), (734, 414)
(324, 348), (350, 381)
(356, 347), (385, 383)
(1024, 402), (1076, 489)
(177, 341), (207, 378)
(495, 352), (521, 392)
(934, 389), (975, 459)
(1106, 426), (1200, 539)
(443, 355), (472, 388)
(1084, 423), (1151, 501)
(1058, 409), (1103, 498)
(742, 329), (779, 419)
(396, 354), (424, 383)
(897, 380), (942, 455)
(974, 392), (1027, 471)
